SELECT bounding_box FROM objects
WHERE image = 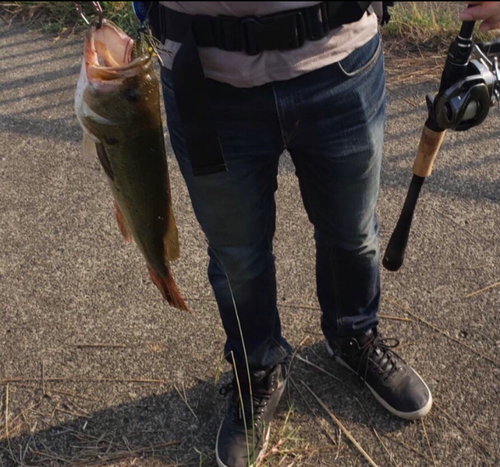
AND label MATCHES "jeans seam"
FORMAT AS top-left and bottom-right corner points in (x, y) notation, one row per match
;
(328, 245), (343, 335)
(271, 83), (288, 150)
